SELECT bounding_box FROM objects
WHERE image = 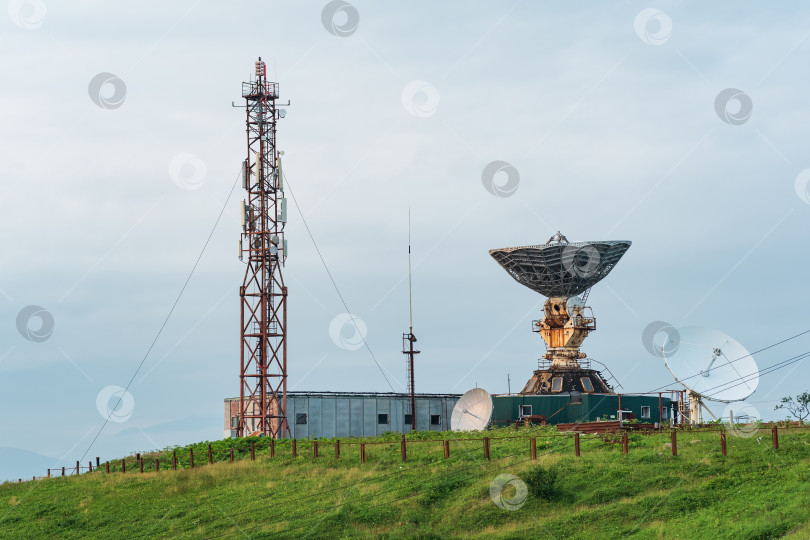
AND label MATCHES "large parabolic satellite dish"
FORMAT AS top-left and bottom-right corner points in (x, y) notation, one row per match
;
(489, 238), (632, 298)
(662, 326), (759, 402)
(451, 388), (493, 431)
